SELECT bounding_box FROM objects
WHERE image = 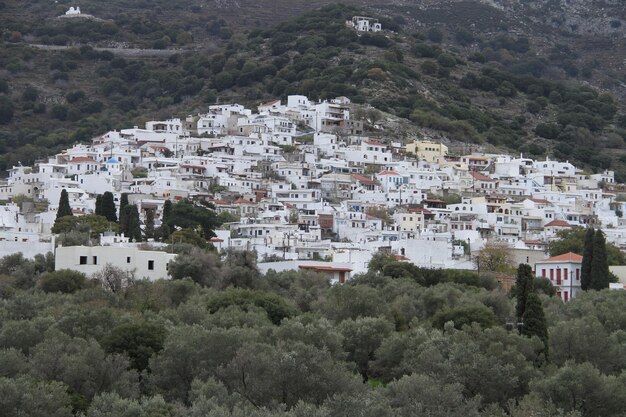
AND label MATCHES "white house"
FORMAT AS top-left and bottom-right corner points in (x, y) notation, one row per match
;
(55, 245), (178, 281)
(535, 252), (582, 302)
